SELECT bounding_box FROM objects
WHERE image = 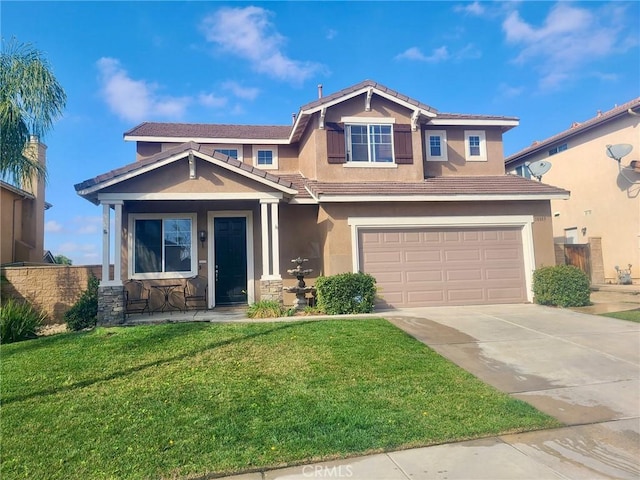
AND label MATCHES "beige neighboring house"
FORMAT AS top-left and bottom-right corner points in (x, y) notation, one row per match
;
(1, 137), (51, 265)
(75, 80), (569, 323)
(505, 98), (640, 285)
